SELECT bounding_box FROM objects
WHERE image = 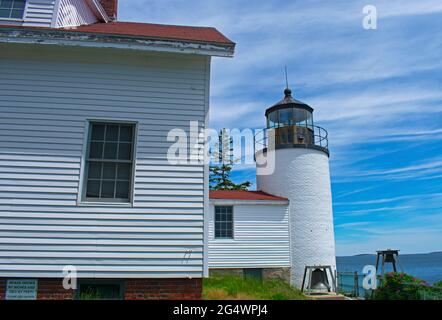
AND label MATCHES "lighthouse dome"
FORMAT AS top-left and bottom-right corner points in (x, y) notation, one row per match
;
(267, 88), (313, 113)
(265, 88), (314, 129)
(257, 88), (328, 156)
